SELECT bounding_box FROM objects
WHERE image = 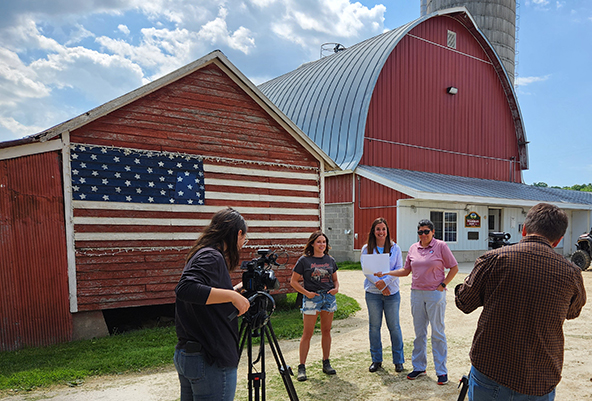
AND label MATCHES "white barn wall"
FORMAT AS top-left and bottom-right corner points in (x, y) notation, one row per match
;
(499, 207), (526, 247)
(396, 200), (592, 260)
(397, 199), (490, 262)
(568, 210), (590, 255)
